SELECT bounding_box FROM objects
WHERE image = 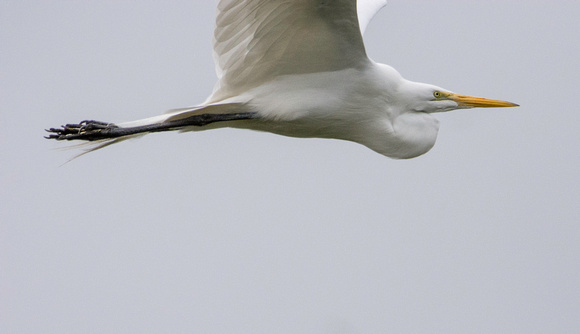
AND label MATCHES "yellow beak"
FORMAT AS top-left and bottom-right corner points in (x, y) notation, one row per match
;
(448, 93), (519, 108)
